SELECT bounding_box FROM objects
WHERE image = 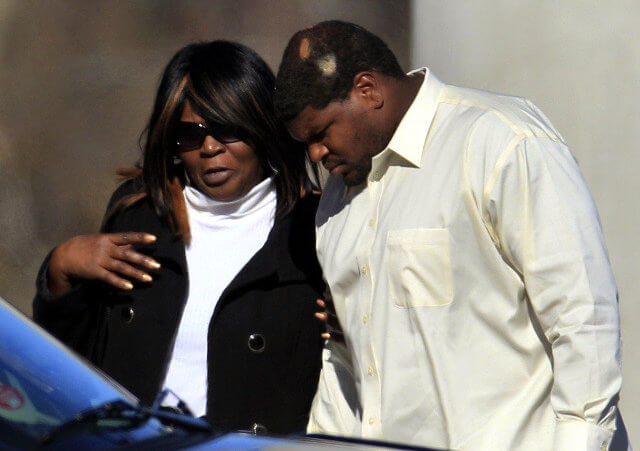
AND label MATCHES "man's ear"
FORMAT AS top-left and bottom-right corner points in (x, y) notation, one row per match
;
(352, 72), (384, 109)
